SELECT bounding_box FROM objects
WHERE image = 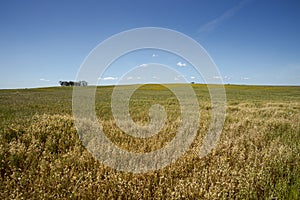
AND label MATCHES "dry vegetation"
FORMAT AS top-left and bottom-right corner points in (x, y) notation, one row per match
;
(0, 84), (299, 199)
